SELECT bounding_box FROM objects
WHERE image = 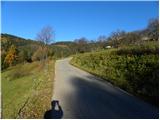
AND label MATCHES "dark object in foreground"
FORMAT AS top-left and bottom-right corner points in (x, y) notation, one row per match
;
(44, 100), (63, 119)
